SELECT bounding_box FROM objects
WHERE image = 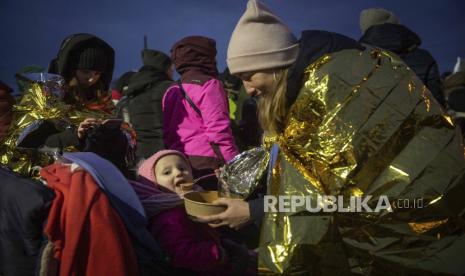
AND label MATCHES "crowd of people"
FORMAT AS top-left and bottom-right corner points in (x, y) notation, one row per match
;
(1, 0), (465, 275)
